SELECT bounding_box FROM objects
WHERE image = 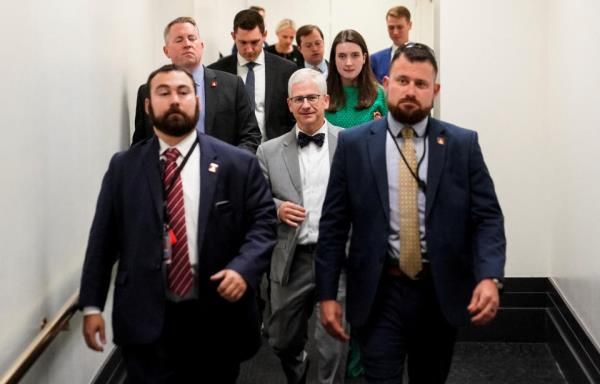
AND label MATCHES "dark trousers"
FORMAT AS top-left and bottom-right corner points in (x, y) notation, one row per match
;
(122, 300), (240, 384)
(354, 267), (457, 384)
